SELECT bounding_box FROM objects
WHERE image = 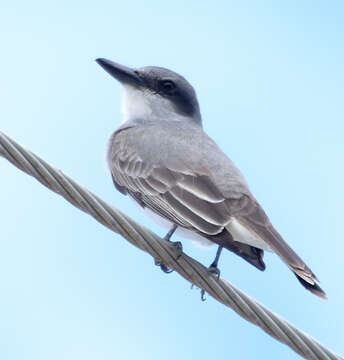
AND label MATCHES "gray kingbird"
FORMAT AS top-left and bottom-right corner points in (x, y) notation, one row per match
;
(96, 58), (326, 299)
